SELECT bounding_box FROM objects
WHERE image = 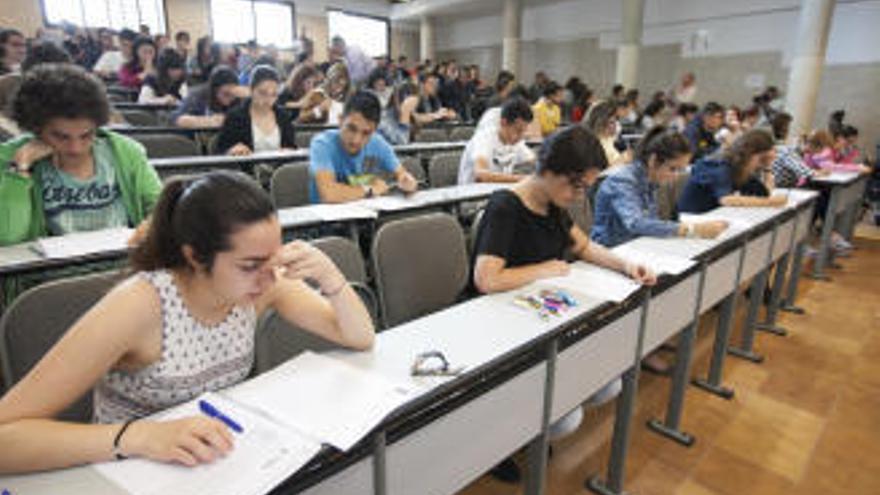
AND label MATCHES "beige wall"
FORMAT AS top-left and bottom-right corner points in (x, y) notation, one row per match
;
(166, 0), (211, 40)
(1, 0), (43, 37)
